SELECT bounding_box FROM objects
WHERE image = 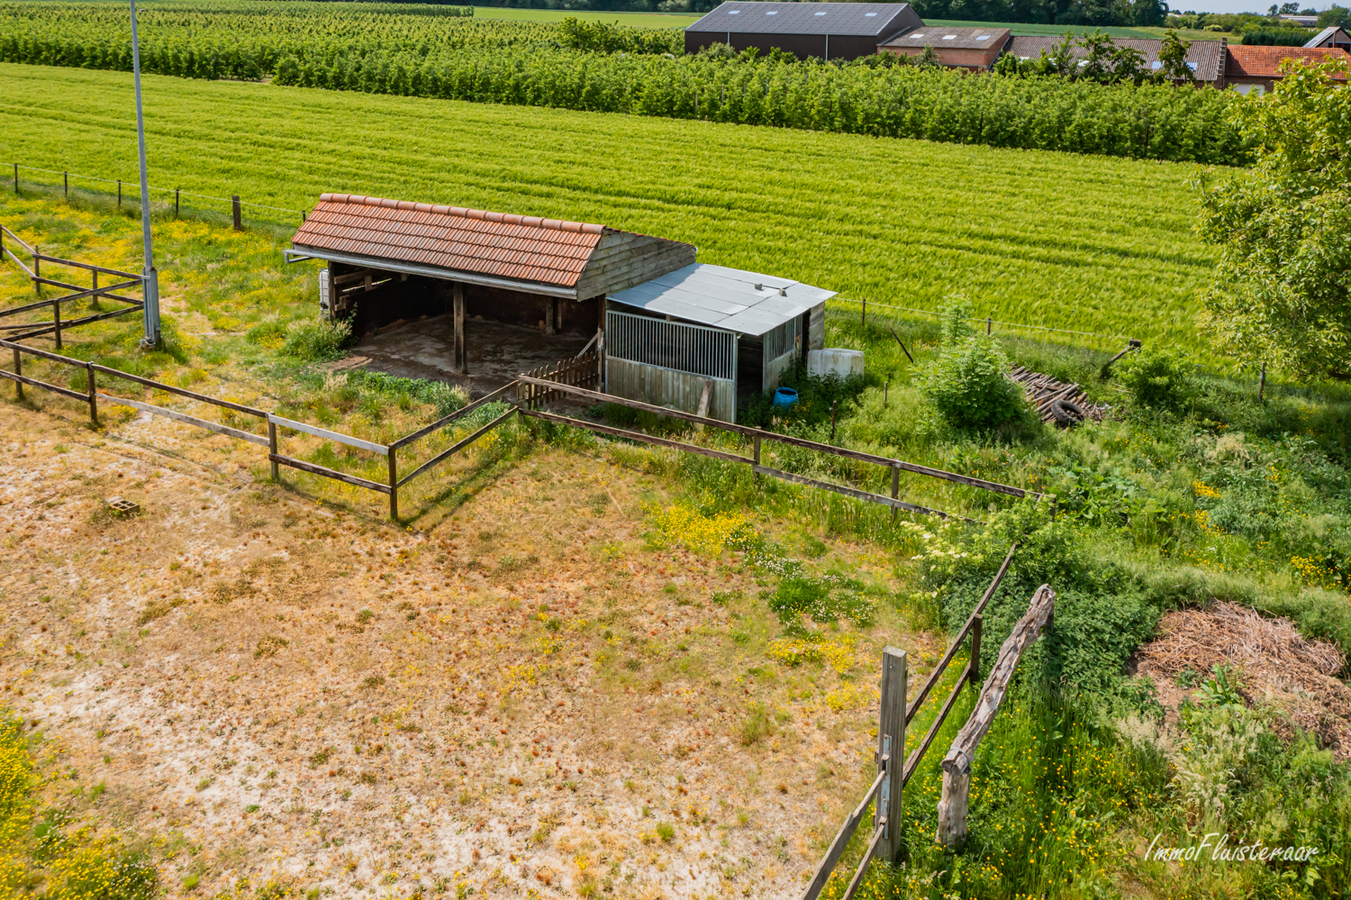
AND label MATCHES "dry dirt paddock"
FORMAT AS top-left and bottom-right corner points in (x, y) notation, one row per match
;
(0, 396), (935, 900)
